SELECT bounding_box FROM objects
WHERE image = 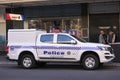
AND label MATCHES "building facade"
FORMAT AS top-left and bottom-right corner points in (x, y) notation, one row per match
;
(0, 0), (120, 43)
